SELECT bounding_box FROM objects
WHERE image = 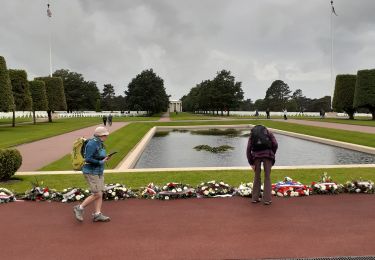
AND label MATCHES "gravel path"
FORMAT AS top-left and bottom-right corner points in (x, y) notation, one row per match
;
(273, 119), (375, 134)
